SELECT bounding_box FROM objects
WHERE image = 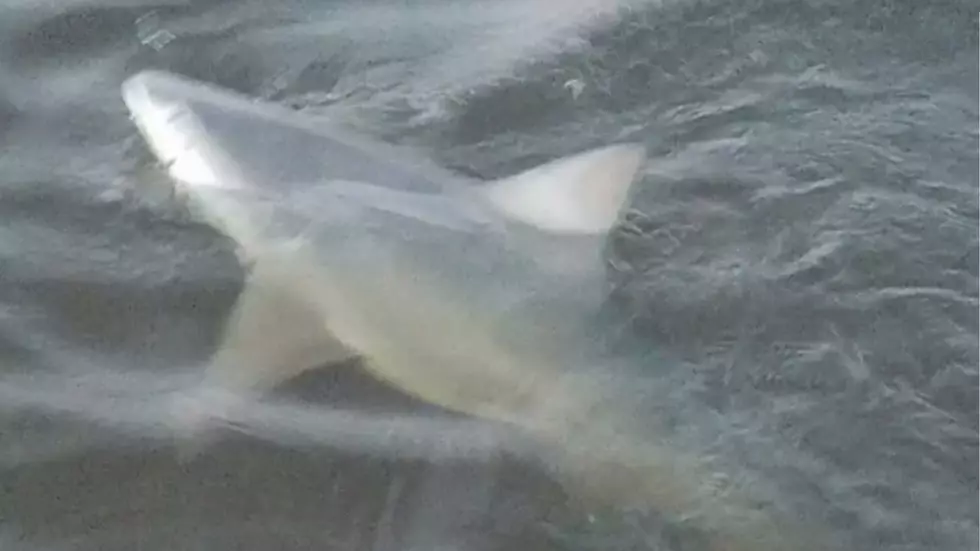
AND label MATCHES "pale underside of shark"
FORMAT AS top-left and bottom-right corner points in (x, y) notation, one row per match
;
(121, 70), (839, 551)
